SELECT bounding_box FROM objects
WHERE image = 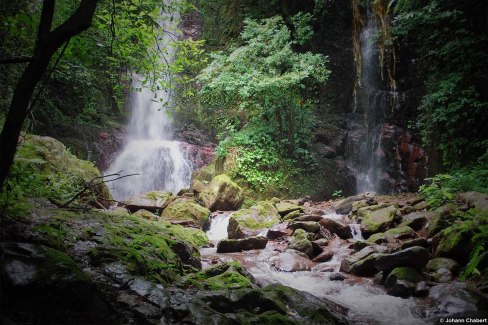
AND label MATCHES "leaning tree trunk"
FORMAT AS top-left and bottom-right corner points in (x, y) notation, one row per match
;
(0, 0), (99, 189)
